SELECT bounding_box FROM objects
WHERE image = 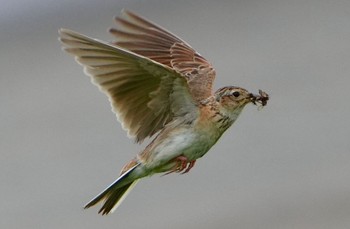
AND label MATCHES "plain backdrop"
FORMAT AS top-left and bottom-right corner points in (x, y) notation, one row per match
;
(1, 0), (350, 228)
